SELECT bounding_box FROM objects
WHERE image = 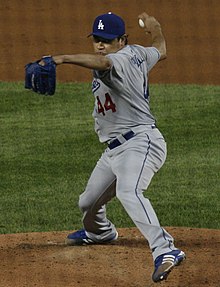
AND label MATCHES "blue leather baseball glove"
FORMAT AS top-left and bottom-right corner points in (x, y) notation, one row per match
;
(25, 56), (56, 95)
